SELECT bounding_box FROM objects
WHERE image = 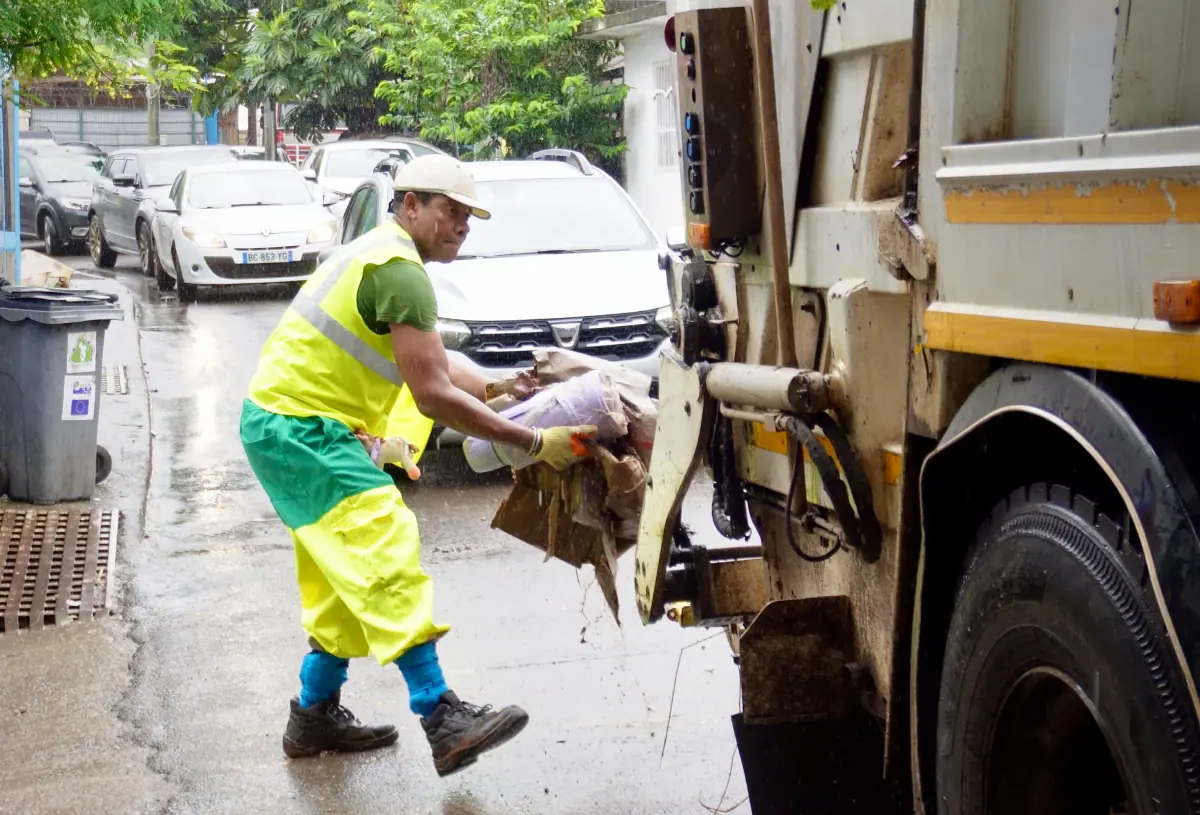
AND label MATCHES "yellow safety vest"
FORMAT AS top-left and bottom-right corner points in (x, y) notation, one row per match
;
(248, 220), (431, 440)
